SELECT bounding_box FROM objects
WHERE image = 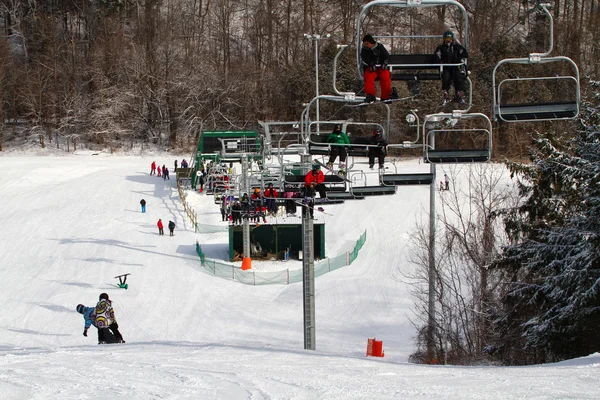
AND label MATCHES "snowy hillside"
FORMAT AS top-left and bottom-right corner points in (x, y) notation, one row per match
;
(0, 154), (597, 399)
